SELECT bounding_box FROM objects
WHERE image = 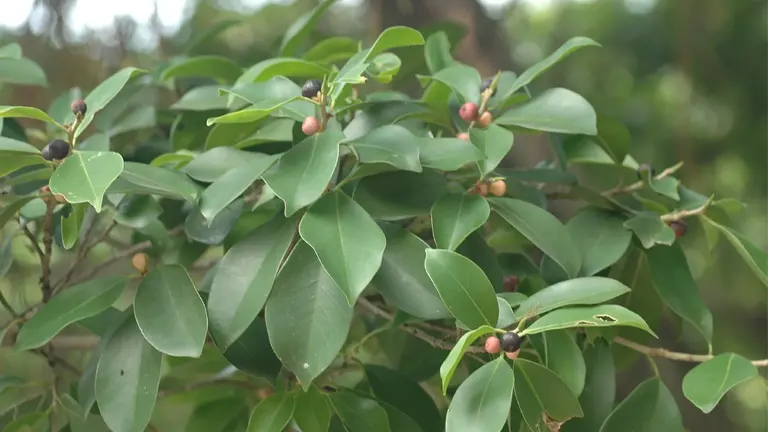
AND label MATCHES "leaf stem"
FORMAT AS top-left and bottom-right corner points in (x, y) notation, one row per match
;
(660, 197), (713, 222)
(601, 162), (684, 197)
(614, 336), (768, 367)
